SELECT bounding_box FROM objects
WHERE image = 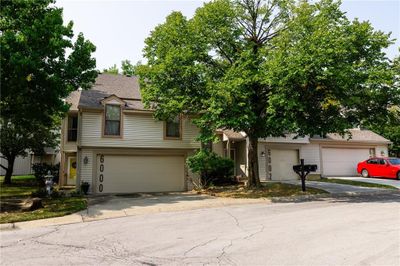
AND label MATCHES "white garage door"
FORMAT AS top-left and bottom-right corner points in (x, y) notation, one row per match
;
(271, 149), (299, 181)
(322, 148), (370, 176)
(96, 155), (185, 193)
